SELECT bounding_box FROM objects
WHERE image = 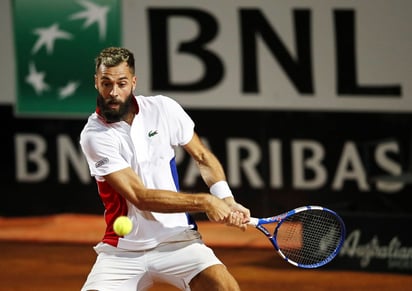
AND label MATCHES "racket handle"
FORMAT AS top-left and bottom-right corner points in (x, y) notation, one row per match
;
(247, 217), (259, 226)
